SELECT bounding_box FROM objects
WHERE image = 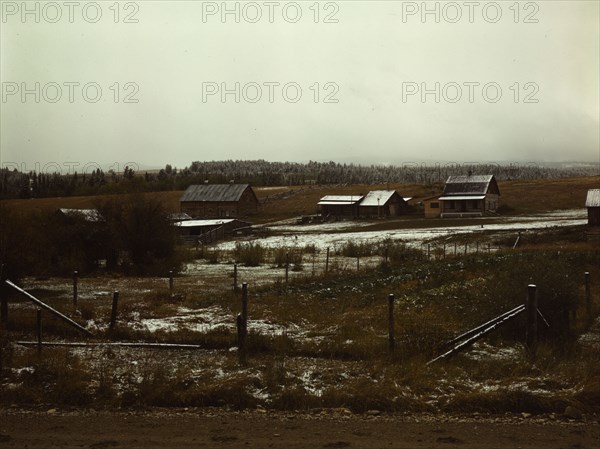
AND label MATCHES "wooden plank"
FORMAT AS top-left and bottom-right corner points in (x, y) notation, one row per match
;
(16, 341), (207, 350)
